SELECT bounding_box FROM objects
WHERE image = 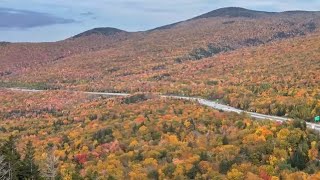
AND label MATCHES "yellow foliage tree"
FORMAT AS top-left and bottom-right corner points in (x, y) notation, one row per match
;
(227, 168), (245, 180)
(308, 141), (318, 161)
(129, 164), (148, 180)
(282, 171), (309, 180)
